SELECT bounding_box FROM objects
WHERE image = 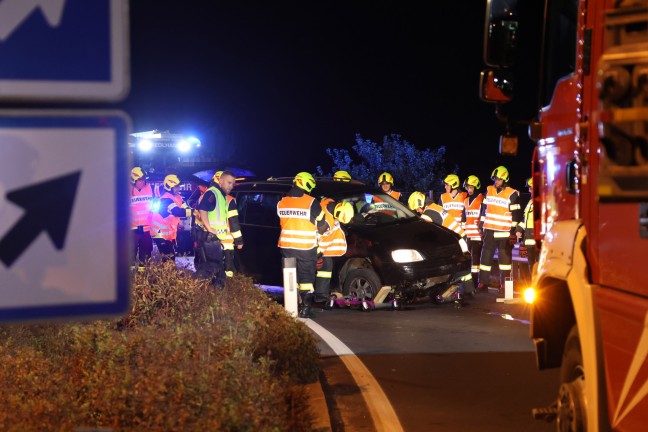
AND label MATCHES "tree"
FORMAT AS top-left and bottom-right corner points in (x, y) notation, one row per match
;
(318, 134), (455, 195)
